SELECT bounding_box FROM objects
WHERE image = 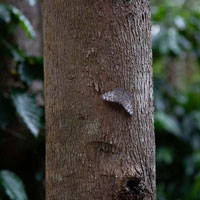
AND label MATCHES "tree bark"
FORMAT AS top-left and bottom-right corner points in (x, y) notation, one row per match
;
(44, 1), (155, 200)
